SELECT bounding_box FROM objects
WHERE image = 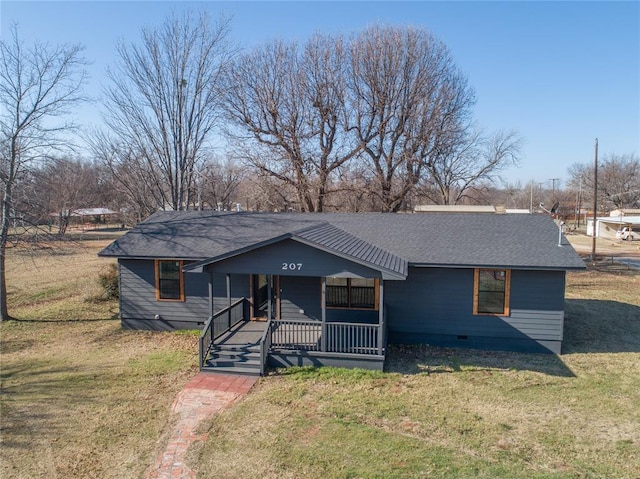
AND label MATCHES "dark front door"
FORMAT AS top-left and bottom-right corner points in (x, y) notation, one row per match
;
(253, 274), (276, 319)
